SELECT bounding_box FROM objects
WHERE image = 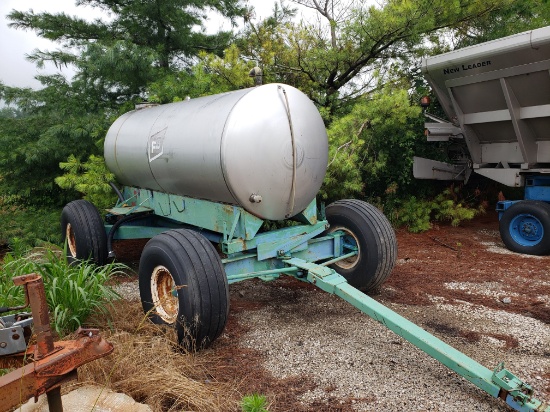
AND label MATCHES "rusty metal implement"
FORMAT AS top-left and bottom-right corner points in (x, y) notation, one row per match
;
(0, 274), (113, 412)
